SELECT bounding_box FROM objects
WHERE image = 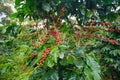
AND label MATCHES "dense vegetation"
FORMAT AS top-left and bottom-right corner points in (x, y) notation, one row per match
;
(0, 0), (120, 80)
